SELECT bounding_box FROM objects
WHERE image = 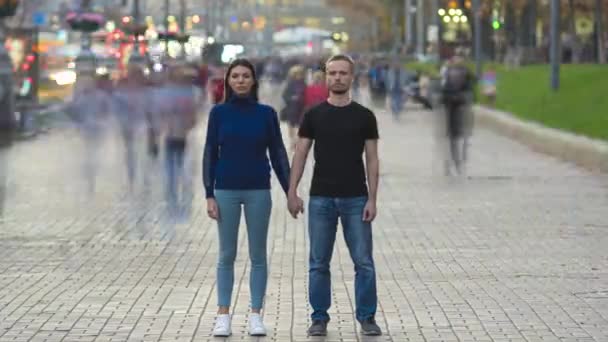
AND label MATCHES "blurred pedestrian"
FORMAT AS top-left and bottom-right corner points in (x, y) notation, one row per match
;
(440, 55), (475, 175)
(194, 62), (209, 108)
(162, 65), (198, 212)
(113, 65), (148, 191)
(208, 65), (225, 105)
(67, 74), (112, 195)
(0, 129), (12, 216)
(386, 60), (408, 120)
(287, 54), (382, 337)
(368, 61), (388, 109)
(304, 70), (329, 111)
(281, 64), (306, 151)
(203, 58), (290, 337)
